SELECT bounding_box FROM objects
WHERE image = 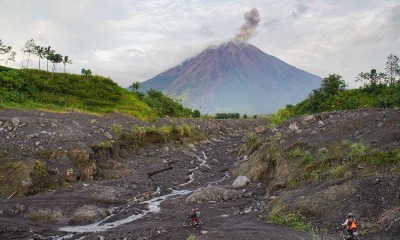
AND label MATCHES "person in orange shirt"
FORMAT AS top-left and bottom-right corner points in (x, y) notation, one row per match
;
(342, 213), (358, 239)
